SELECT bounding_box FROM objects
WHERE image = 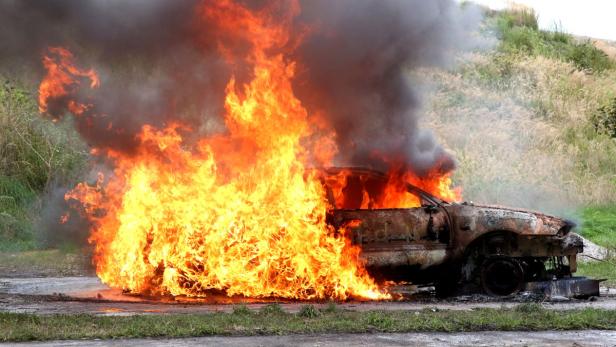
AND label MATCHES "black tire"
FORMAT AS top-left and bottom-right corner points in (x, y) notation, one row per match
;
(480, 257), (525, 296)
